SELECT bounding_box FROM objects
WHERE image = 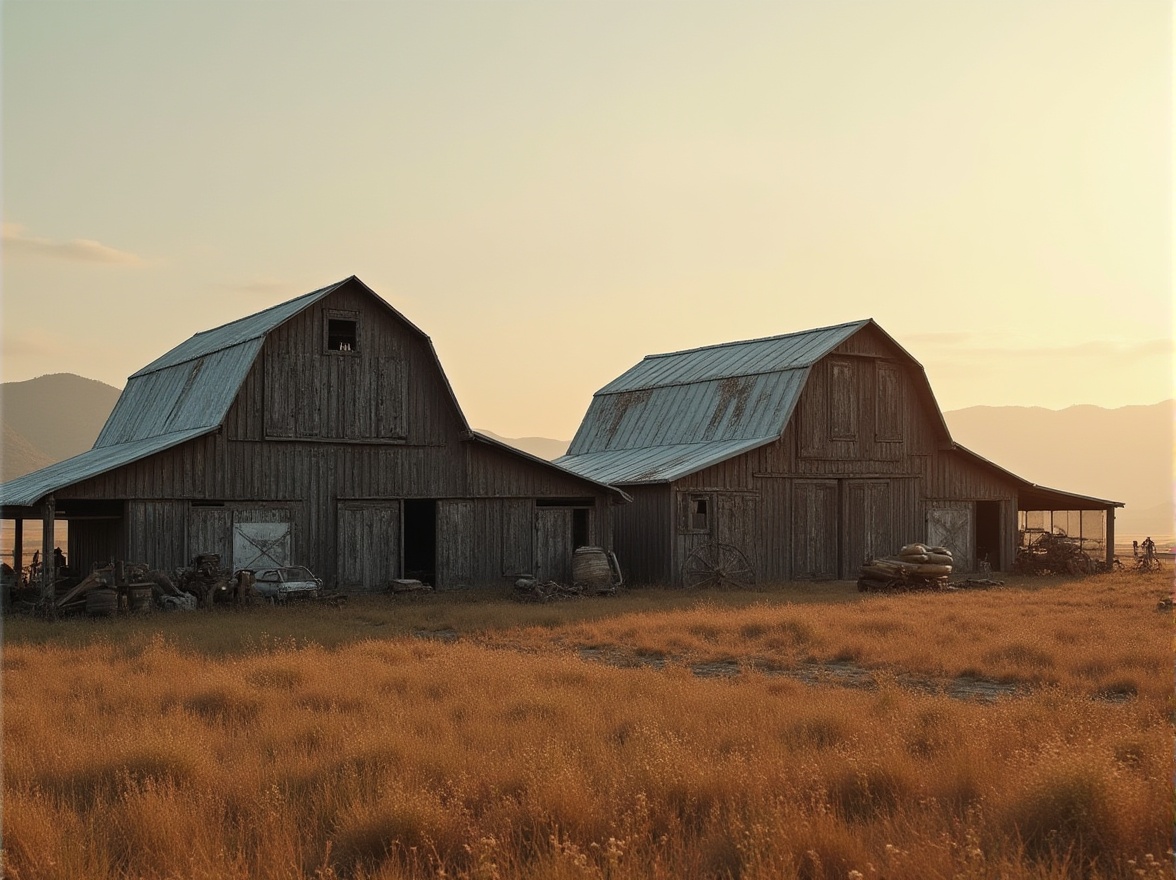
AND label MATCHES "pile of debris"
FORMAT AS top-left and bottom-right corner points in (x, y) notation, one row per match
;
(513, 577), (585, 603)
(1013, 529), (1101, 576)
(55, 561), (188, 615)
(175, 554), (251, 608)
(858, 543), (954, 592)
